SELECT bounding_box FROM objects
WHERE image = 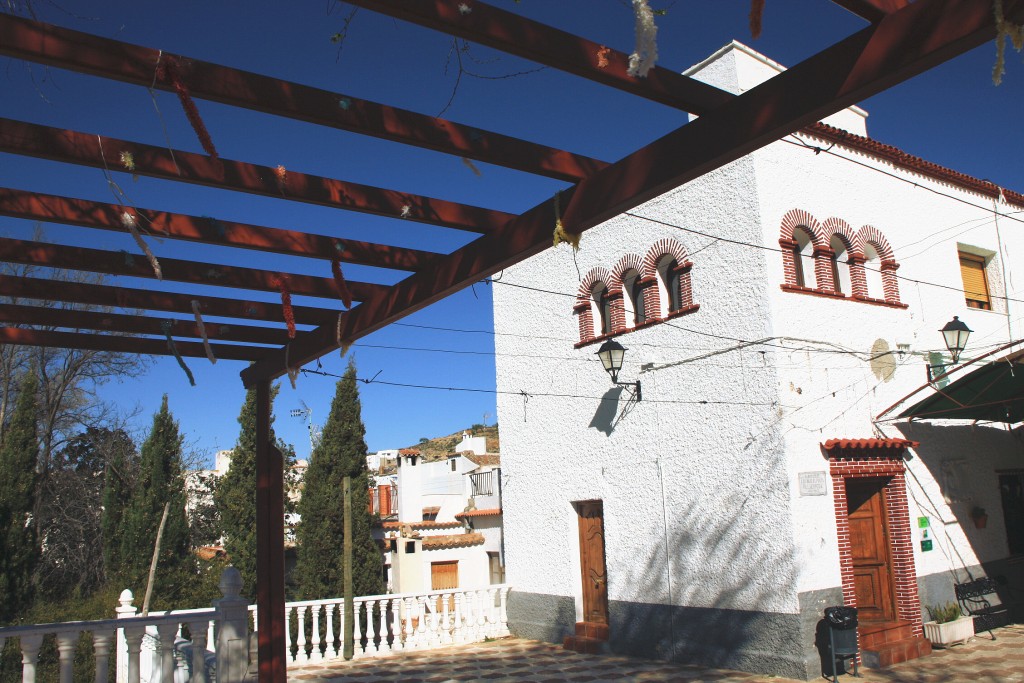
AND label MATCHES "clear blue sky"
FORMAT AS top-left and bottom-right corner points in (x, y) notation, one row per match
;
(1, 1), (1021, 462)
